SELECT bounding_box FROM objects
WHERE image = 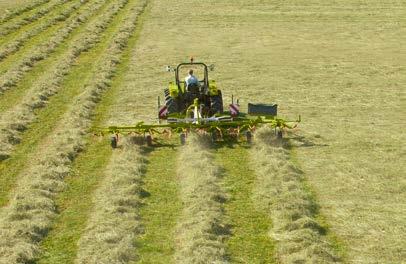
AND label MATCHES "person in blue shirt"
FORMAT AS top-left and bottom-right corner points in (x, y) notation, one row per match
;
(184, 69), (199, 90)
